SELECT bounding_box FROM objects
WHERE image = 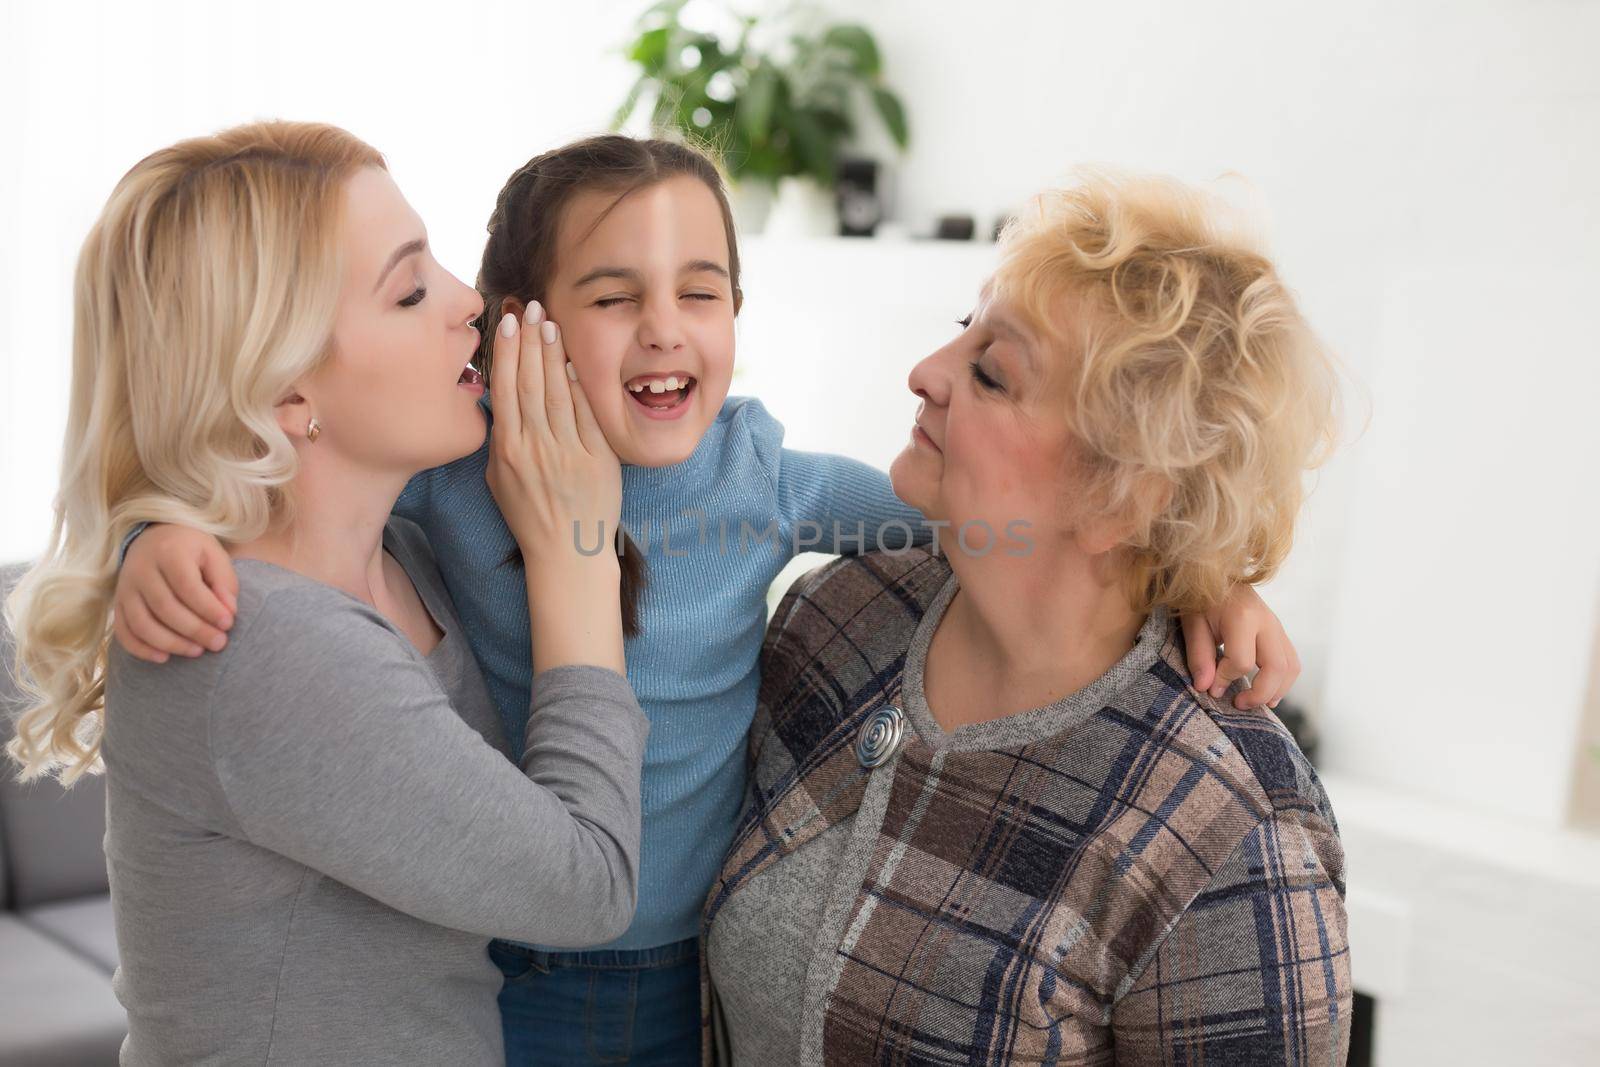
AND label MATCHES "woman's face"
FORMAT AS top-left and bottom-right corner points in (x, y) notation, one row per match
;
(304, 167), (487, 475)
(889, 284), (1084, 557)
(541, 175), (738, 468)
